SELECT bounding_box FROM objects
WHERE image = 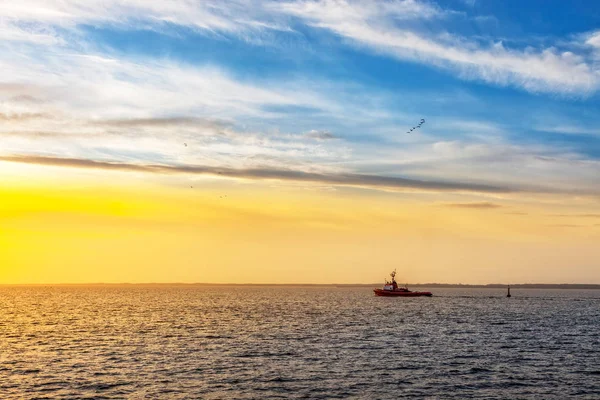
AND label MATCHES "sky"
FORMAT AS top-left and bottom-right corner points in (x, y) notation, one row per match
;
(1, 0), (600, 284)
